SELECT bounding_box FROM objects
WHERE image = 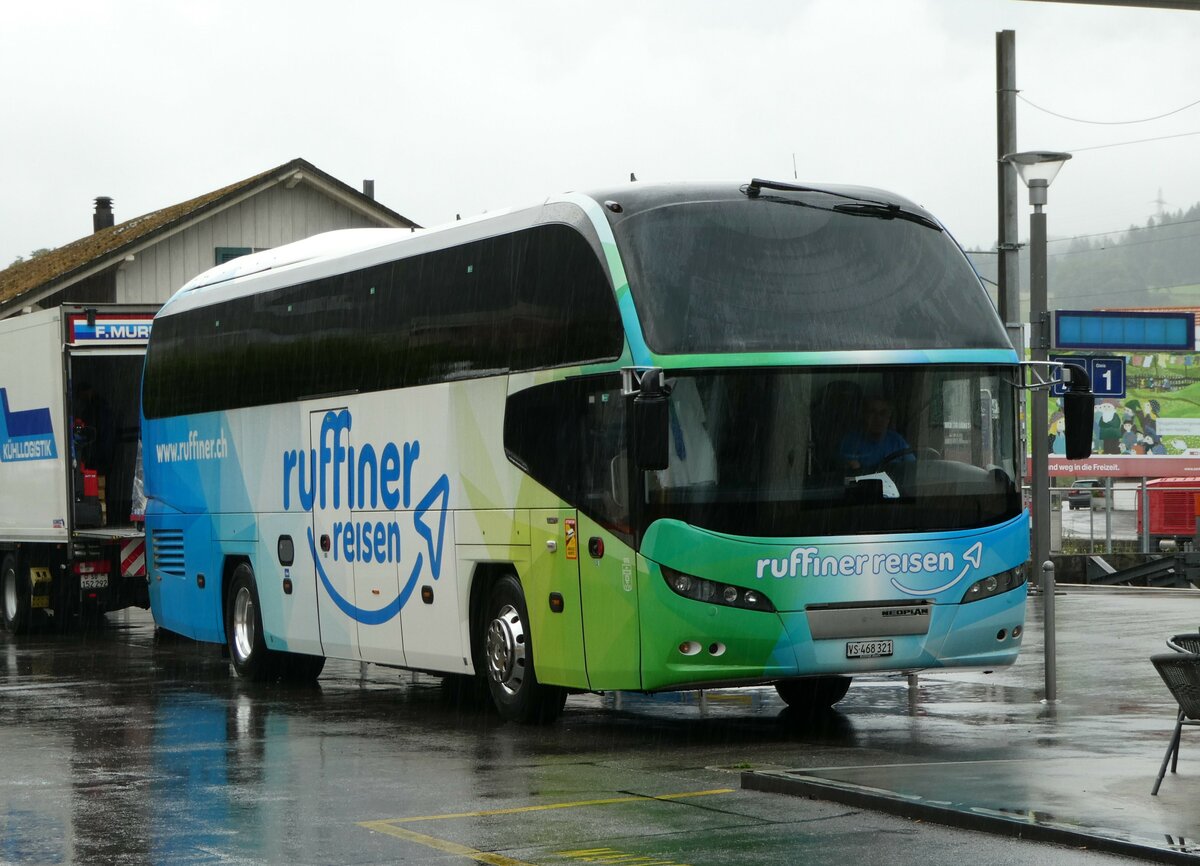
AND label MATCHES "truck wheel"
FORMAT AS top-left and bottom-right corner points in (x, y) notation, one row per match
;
(776, 676), (853, 710)
(225, 563), (279, 682)
(1, 553), (32, 635)
(482, 574), (566, 724)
